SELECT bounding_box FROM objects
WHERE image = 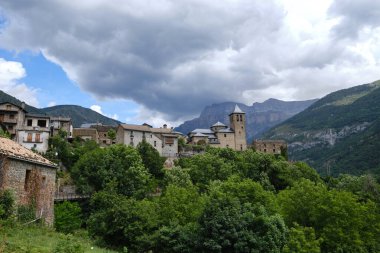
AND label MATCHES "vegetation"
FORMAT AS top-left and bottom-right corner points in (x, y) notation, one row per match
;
(263, 81), (380, 176)
(54, 201), (82, 234)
